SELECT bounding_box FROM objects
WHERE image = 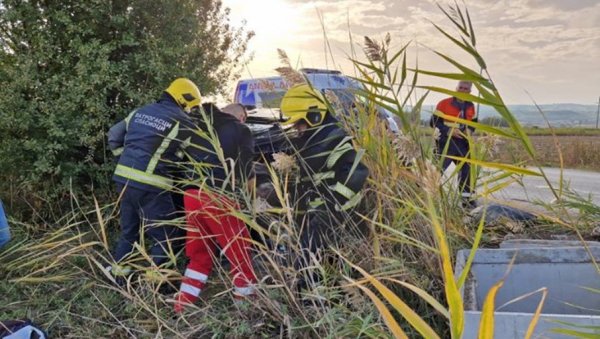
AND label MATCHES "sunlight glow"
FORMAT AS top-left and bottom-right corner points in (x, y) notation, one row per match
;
(225, 0), (302, 75)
